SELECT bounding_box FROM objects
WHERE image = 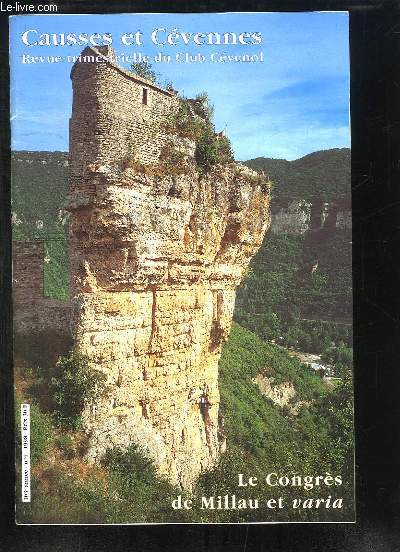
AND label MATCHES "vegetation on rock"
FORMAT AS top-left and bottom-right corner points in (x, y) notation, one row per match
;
(162, 92), (234, 171)
(49, 349), (107, 429)
(194, 124), (234, 171)
(163, 98), (205, 141)
(130, 60), (159, 84)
